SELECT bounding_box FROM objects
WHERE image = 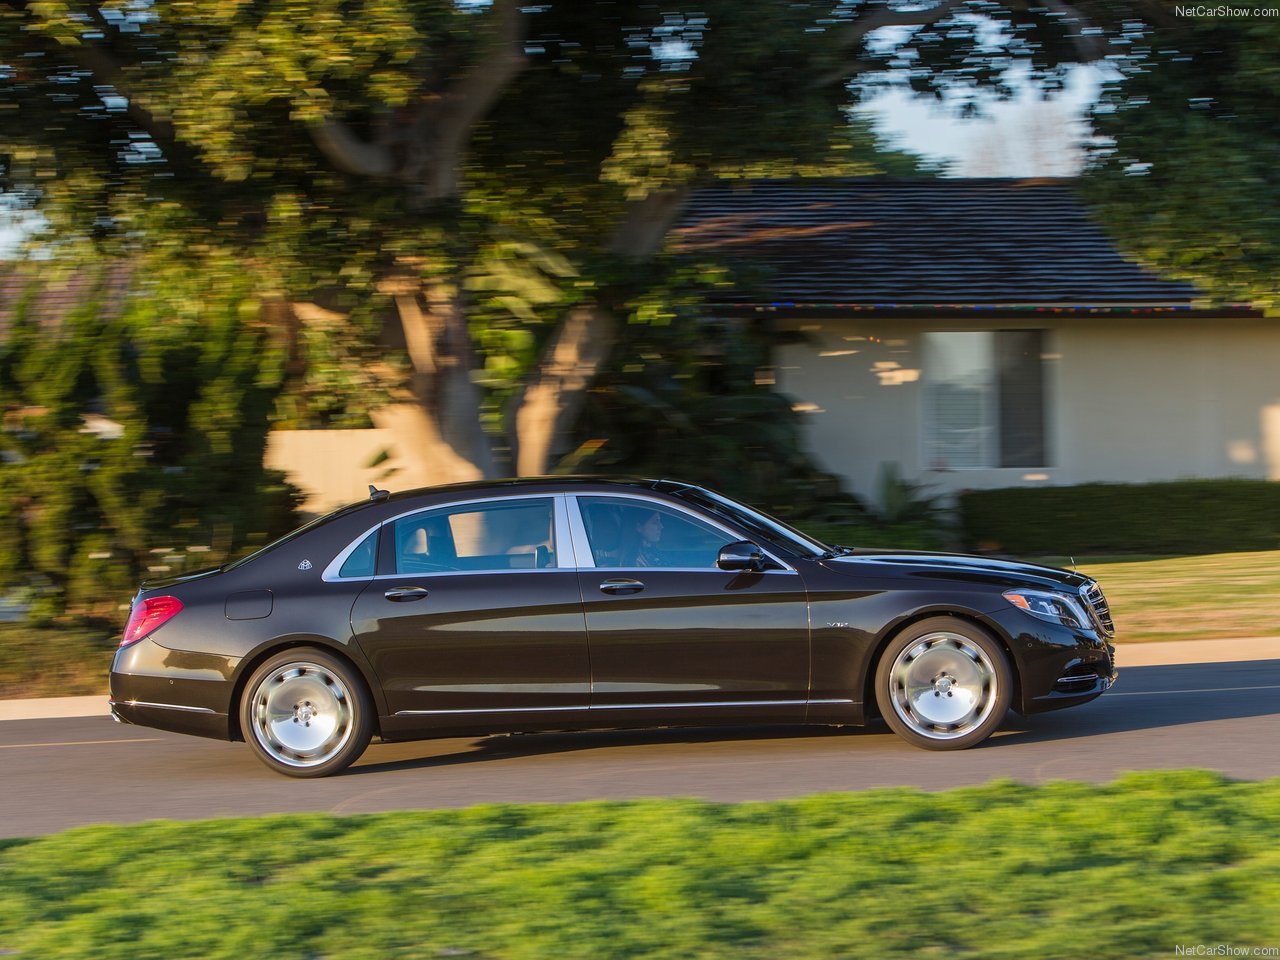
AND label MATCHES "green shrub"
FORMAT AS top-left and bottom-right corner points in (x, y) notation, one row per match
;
(959, 479), (1280, 556)
(0, 265), (302, 619)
